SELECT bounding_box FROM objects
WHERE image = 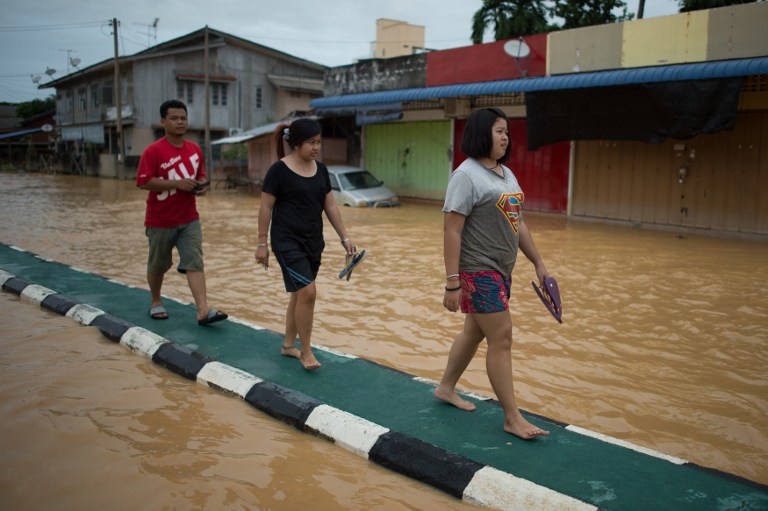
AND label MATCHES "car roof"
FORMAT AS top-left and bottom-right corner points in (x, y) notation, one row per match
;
(327, 165), (369, 175)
